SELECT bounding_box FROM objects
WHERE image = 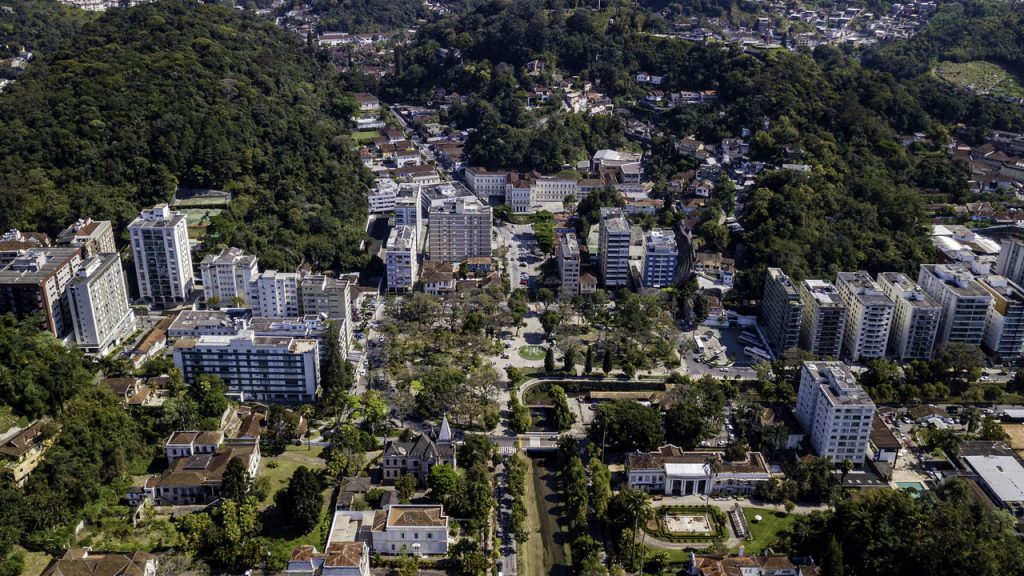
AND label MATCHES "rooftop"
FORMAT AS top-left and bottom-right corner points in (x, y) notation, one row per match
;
(383, 505), (448, 528)
(168, 310), (239, 333)
(878, 271), (940, 308)
(767, 267), (800, 297)
(626, 445), (770, 475)
(386, 225), (416, 251)
(128, 204), (186, 229)
(920, 264), (991, 298)
(802, 361), (875, 408)
(558, 233), (580, 260)
(964, 454), (1024, 504)
(837, 270), (894, 307)
(646, 228), (677, 251)
(870, 414), (901, 450)
(801, 279), (844, 307)
(200, 247), (257, 267)
(0, 248), (81, 285)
